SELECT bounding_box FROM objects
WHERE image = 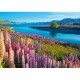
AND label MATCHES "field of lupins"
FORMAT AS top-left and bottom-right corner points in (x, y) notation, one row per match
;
(0, 27), (80, 68)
